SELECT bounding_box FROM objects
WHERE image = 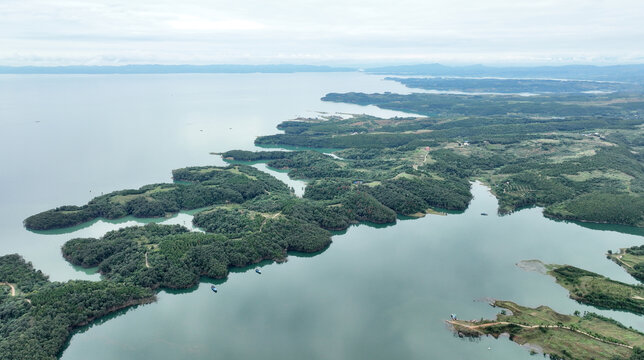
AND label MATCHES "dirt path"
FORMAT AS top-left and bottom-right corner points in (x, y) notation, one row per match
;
(617, 255), (633, 269)
(448, 320), (633, 349)
(144, 252), (150, 268)
(412, 150), (430, 170)
(259, 212), (281, 232)
(0, 282), (16, 296)
(609, 249), (635, 270)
